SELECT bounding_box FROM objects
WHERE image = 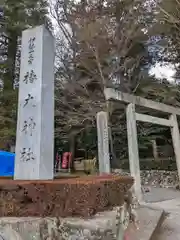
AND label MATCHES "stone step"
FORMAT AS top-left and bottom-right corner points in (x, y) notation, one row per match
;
(142, 198), (180, 240)
(125, 206), (166, 240)
(154, 214), (180, 240)
(0, 206), (166, 240)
